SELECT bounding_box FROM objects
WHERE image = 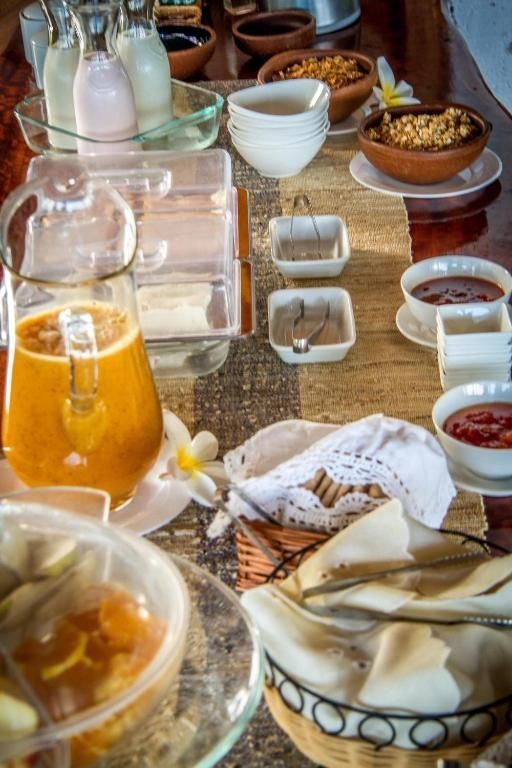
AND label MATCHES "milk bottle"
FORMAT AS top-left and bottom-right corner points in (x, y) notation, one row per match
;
(117, 0), (172, 133)
(65, 0), (138, 153)
(40, 0), (79, 151)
